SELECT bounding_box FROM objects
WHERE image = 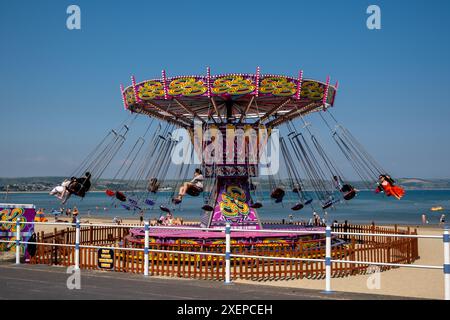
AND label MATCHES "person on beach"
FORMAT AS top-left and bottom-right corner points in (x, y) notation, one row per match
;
(439, 214), (446, 226)
(422, 213), (427, 225)
(173, 217), (183, 225)
(71, 207), (79, 224)
(51, 209), (60, 222)
(34, 208), (48, 222)
(172, 168), (204, 204)
(288, 214), (294, 224)
(165, 212), (174, 225)
(157, 213), (165, 225)
(113, 216), (122, 225)
(312, 212), (321, 226)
